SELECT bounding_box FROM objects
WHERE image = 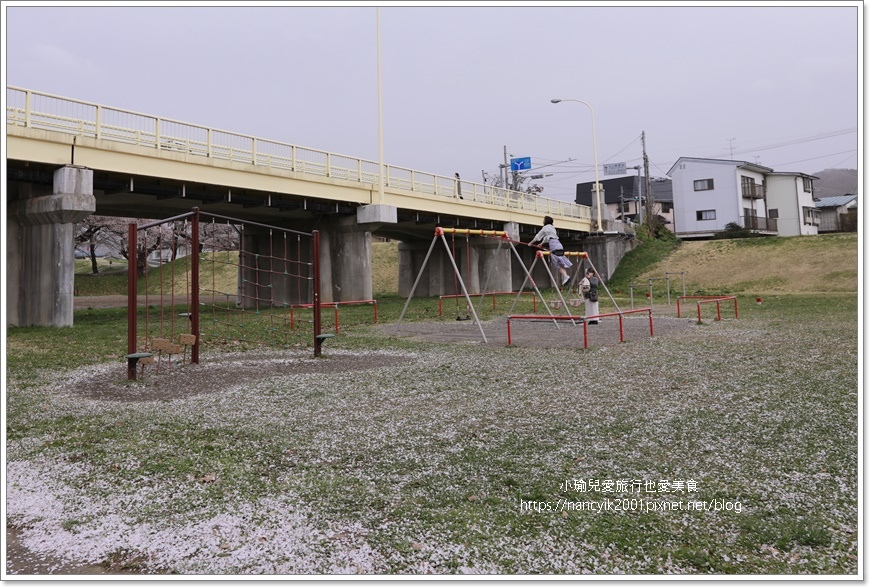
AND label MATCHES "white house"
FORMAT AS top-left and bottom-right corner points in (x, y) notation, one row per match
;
(765, 172), (820, 236)
(668, 157), (776, 239)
